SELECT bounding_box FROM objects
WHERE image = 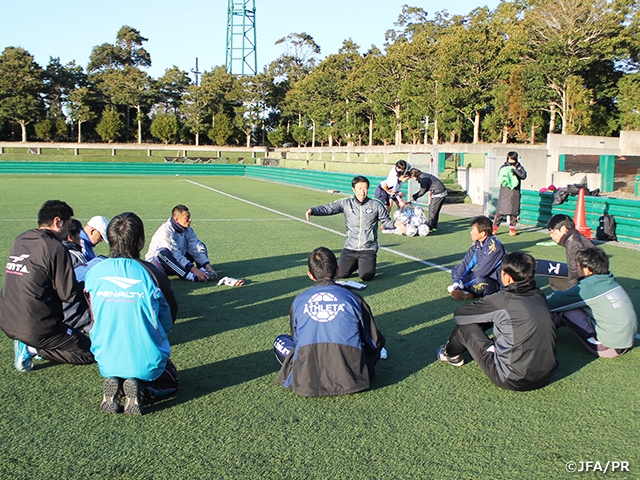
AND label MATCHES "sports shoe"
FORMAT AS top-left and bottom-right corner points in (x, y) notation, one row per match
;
(185, 272), (196, 281)
(14, 340), (34, 372)
(436, 345), (464, 367)
(451, 289), (472, 300)
(123, 378), (144, 416)
(100, 377), (123, 414)
(492, 226), (499, 235)
(509, 228), (517, 236)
